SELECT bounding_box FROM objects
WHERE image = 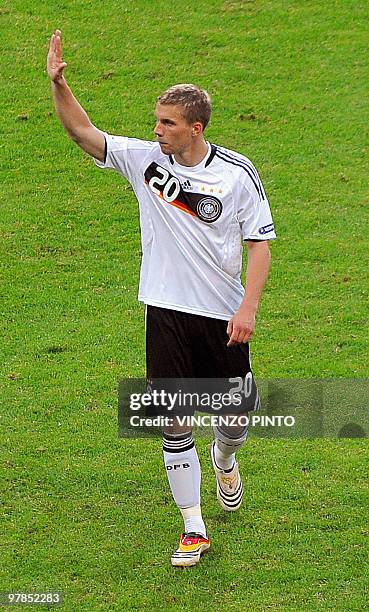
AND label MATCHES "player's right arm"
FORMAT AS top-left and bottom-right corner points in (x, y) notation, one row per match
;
(47, 30), (105, 162)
